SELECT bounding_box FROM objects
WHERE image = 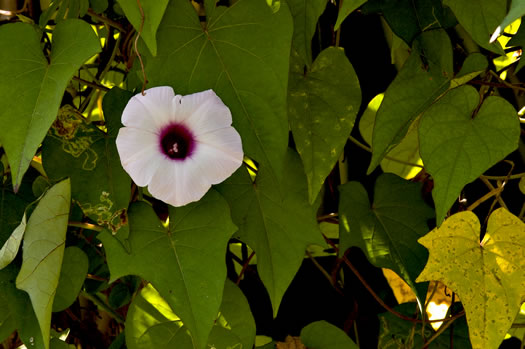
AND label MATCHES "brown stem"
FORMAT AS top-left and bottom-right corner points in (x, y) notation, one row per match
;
(235, 251), (255, 285)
